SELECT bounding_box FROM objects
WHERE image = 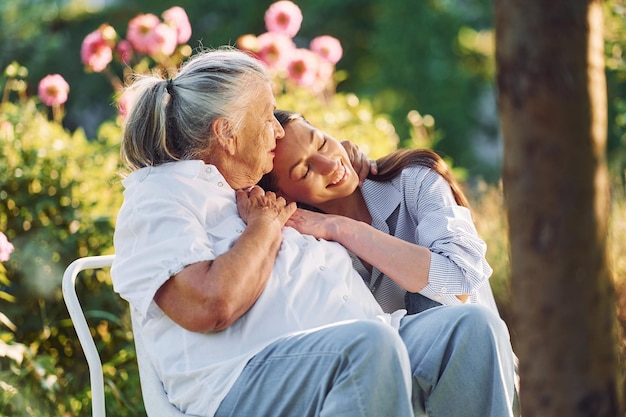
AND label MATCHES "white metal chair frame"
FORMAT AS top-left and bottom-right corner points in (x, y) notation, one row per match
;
(62, 255), (190, 417)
